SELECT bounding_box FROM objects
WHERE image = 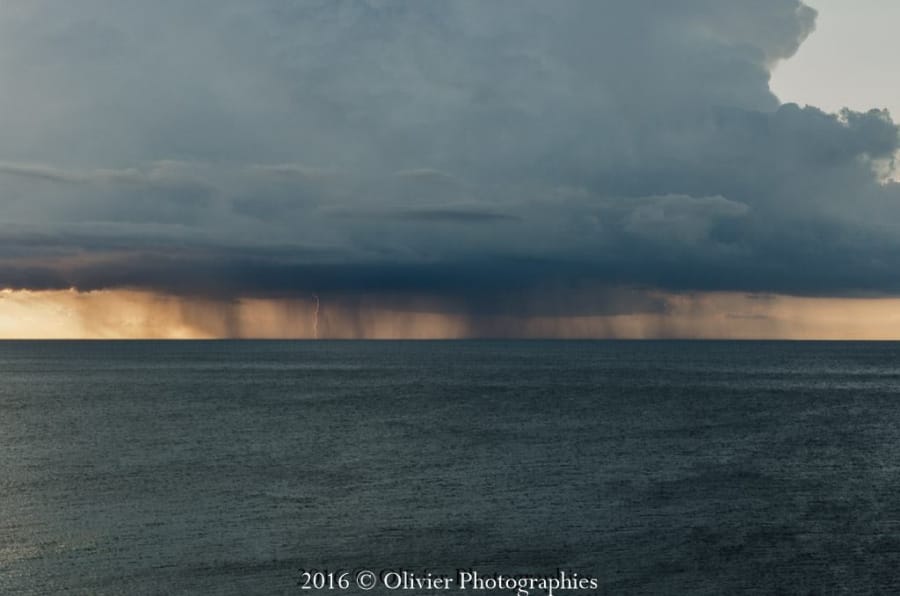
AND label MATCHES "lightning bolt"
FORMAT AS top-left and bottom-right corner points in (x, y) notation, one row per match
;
(312, 293), (320, 339)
